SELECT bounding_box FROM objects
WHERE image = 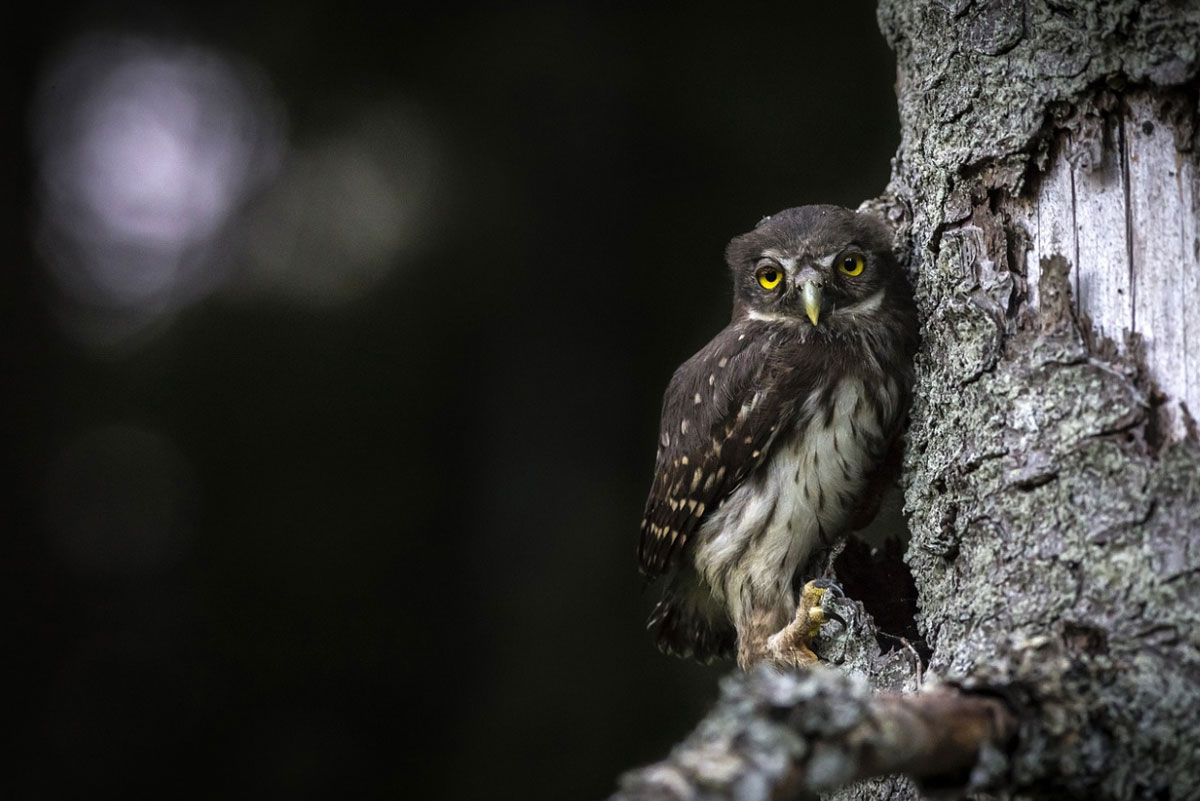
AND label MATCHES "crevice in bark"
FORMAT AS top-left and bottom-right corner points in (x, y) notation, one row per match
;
(835, 534), (929, 663)
(1119, 111), (1136, 334)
